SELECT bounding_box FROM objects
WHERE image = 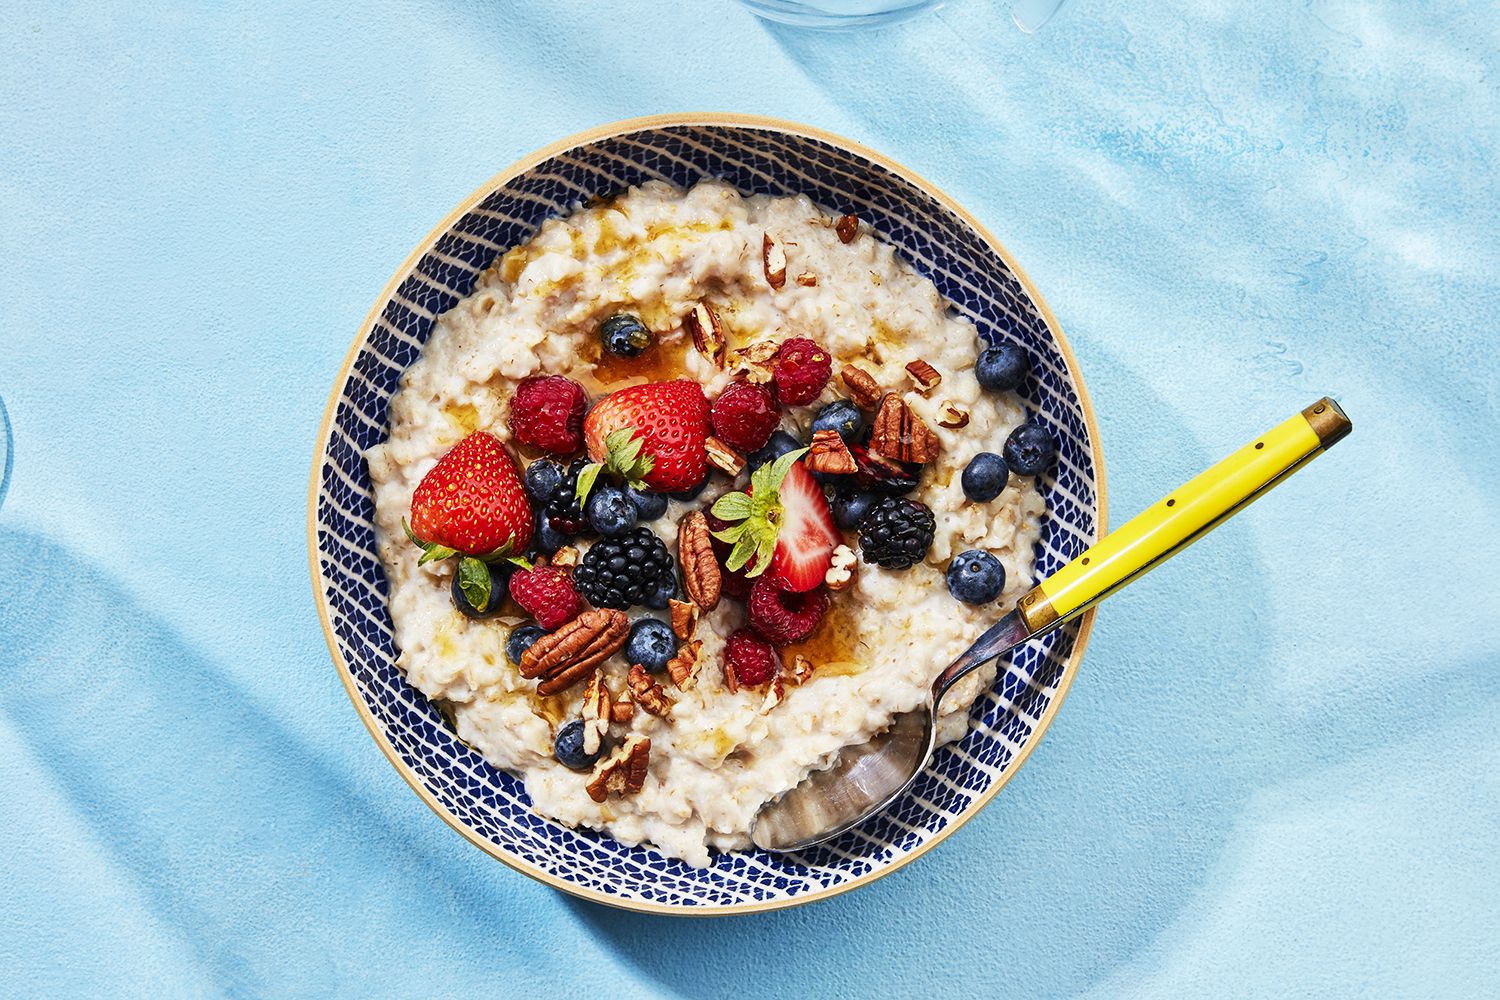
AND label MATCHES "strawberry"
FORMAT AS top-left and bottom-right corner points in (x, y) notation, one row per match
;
(581, 380), (710, 495)
(706, 449), (838, 594)
(405, 432), (532, 560)
(508, 563), (581, 631)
